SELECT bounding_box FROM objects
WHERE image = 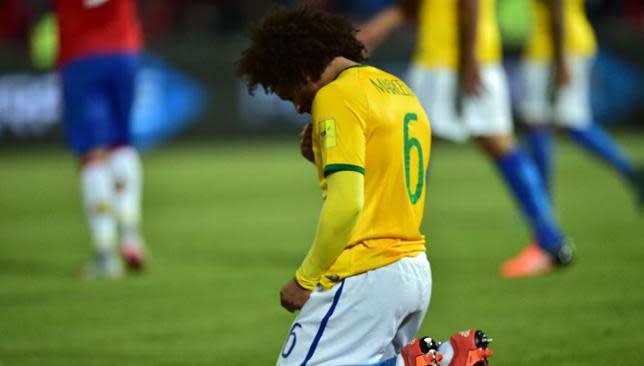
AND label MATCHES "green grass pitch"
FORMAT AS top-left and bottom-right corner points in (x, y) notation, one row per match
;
(1, 133), (643, 365)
